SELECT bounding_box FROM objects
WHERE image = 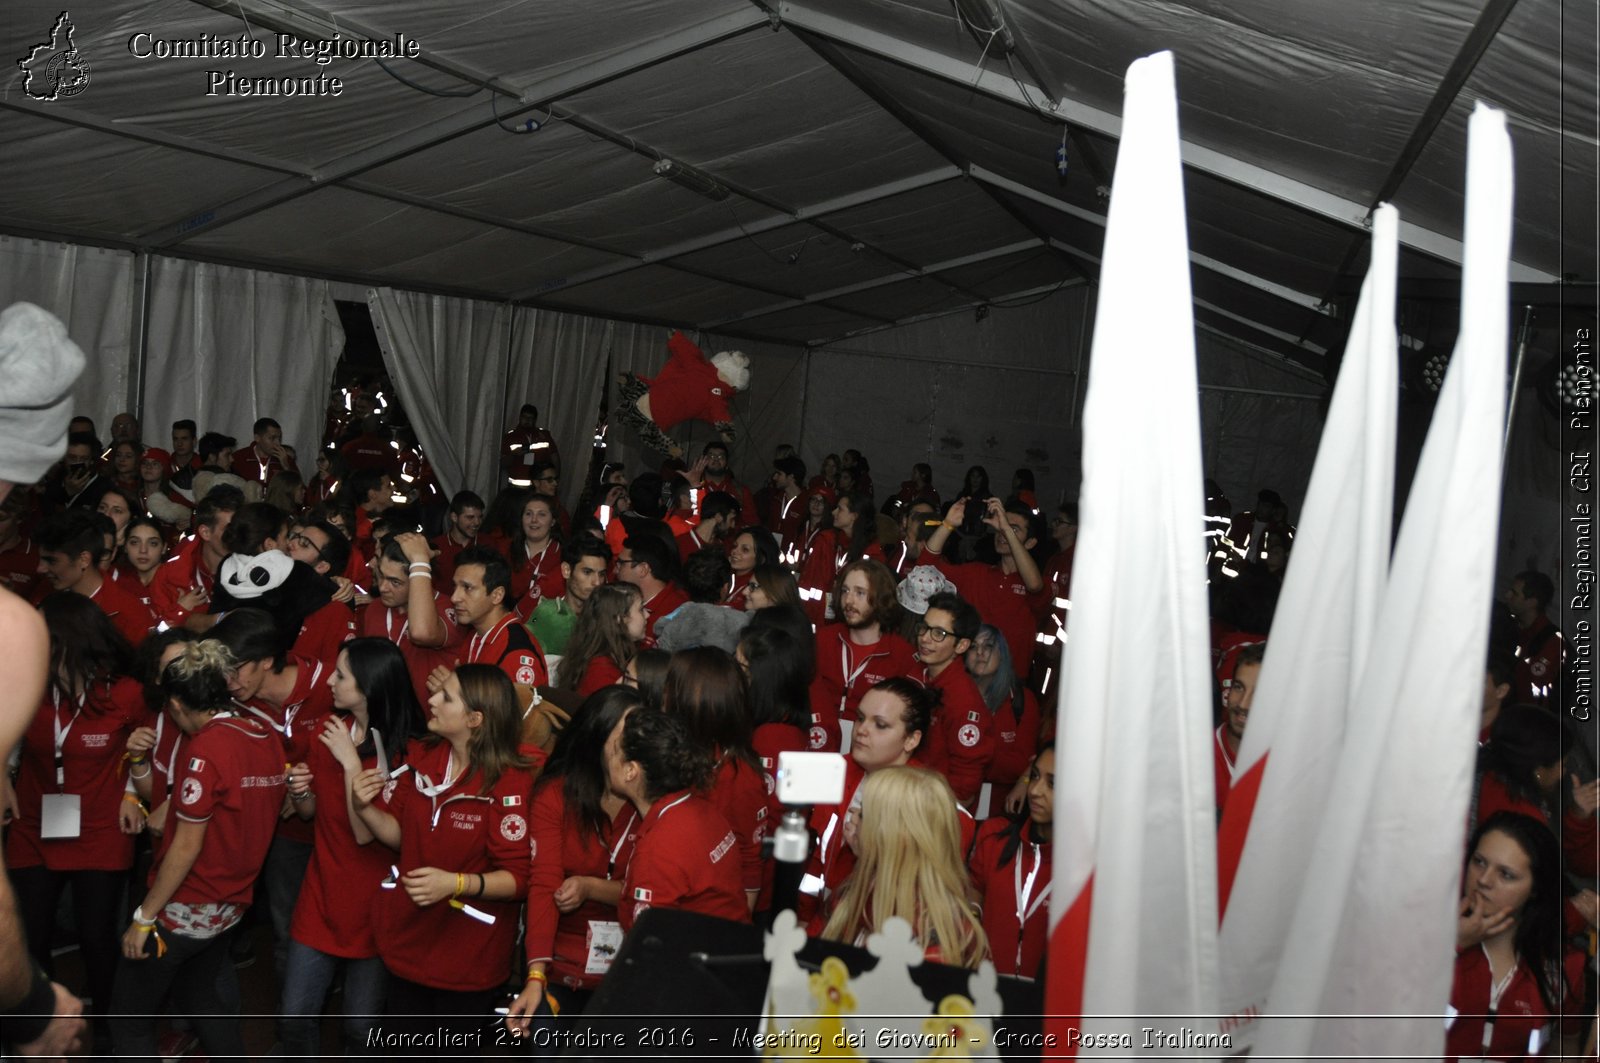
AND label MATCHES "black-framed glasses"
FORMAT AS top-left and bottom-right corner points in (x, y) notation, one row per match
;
(915, 620), (956, 643)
